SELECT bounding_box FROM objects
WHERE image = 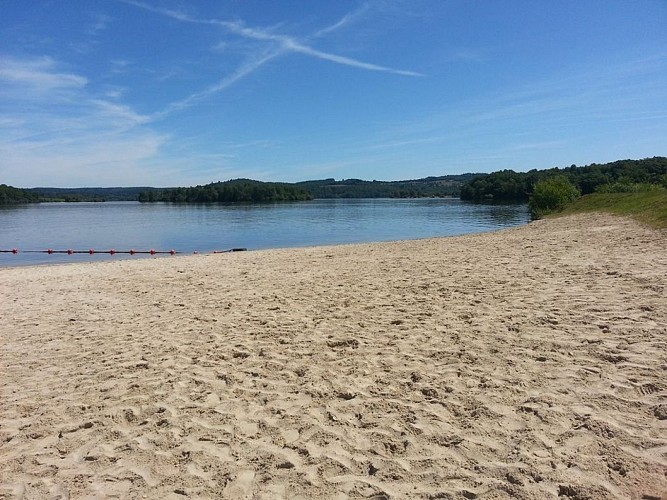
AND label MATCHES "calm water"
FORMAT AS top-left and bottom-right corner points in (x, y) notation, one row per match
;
(0, 199), (529, 267)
